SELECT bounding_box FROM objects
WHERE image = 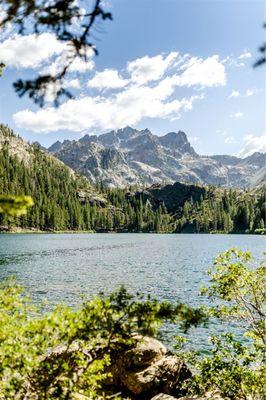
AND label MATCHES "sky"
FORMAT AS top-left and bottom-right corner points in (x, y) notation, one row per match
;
(0, 0), (265, 156)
